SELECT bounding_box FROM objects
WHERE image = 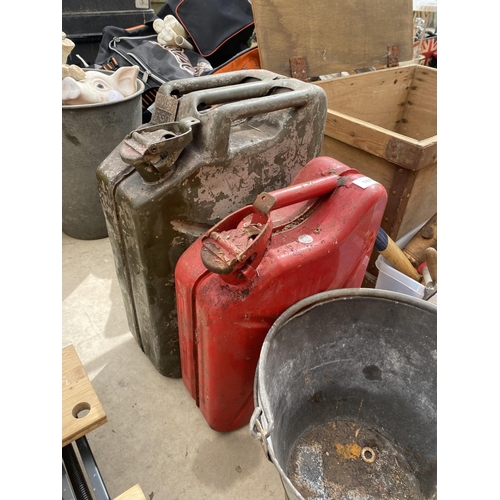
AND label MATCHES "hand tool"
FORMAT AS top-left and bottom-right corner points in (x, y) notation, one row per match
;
(375, 228), (421, 282)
